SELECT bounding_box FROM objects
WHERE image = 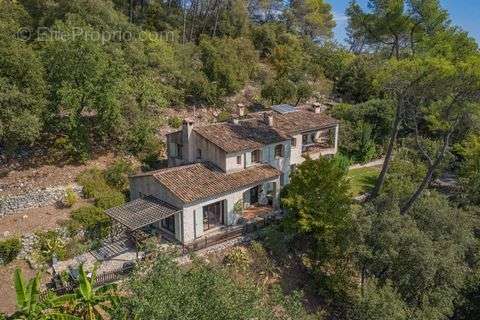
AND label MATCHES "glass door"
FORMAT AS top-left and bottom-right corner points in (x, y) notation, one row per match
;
(203, 201), (225, 231)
